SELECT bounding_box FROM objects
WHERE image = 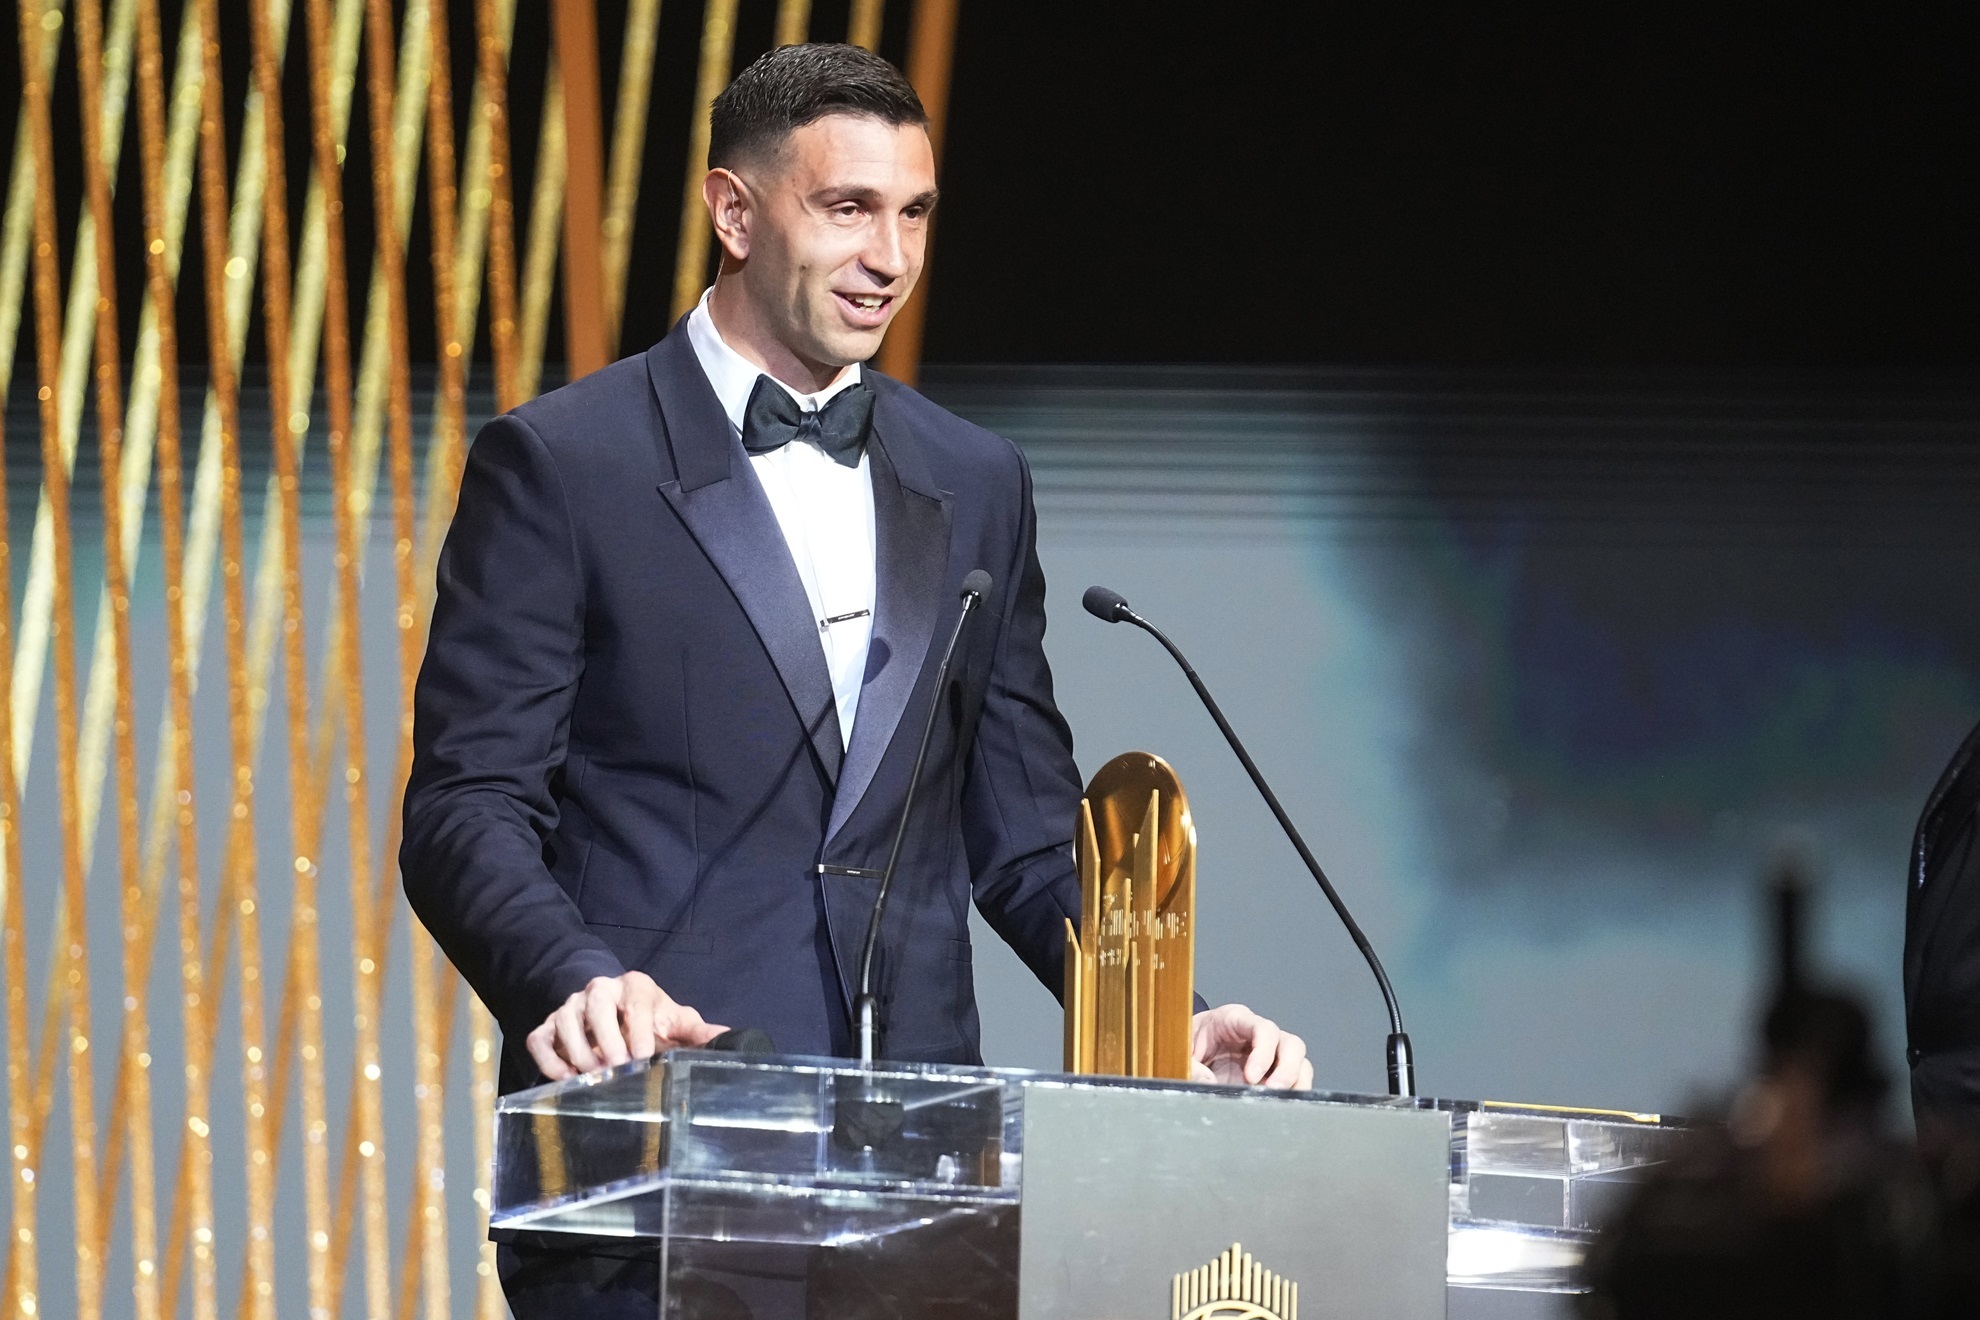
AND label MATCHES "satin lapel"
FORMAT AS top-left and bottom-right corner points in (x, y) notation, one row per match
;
(647, 330), (844, 783)
(826, 393), (953, 843)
